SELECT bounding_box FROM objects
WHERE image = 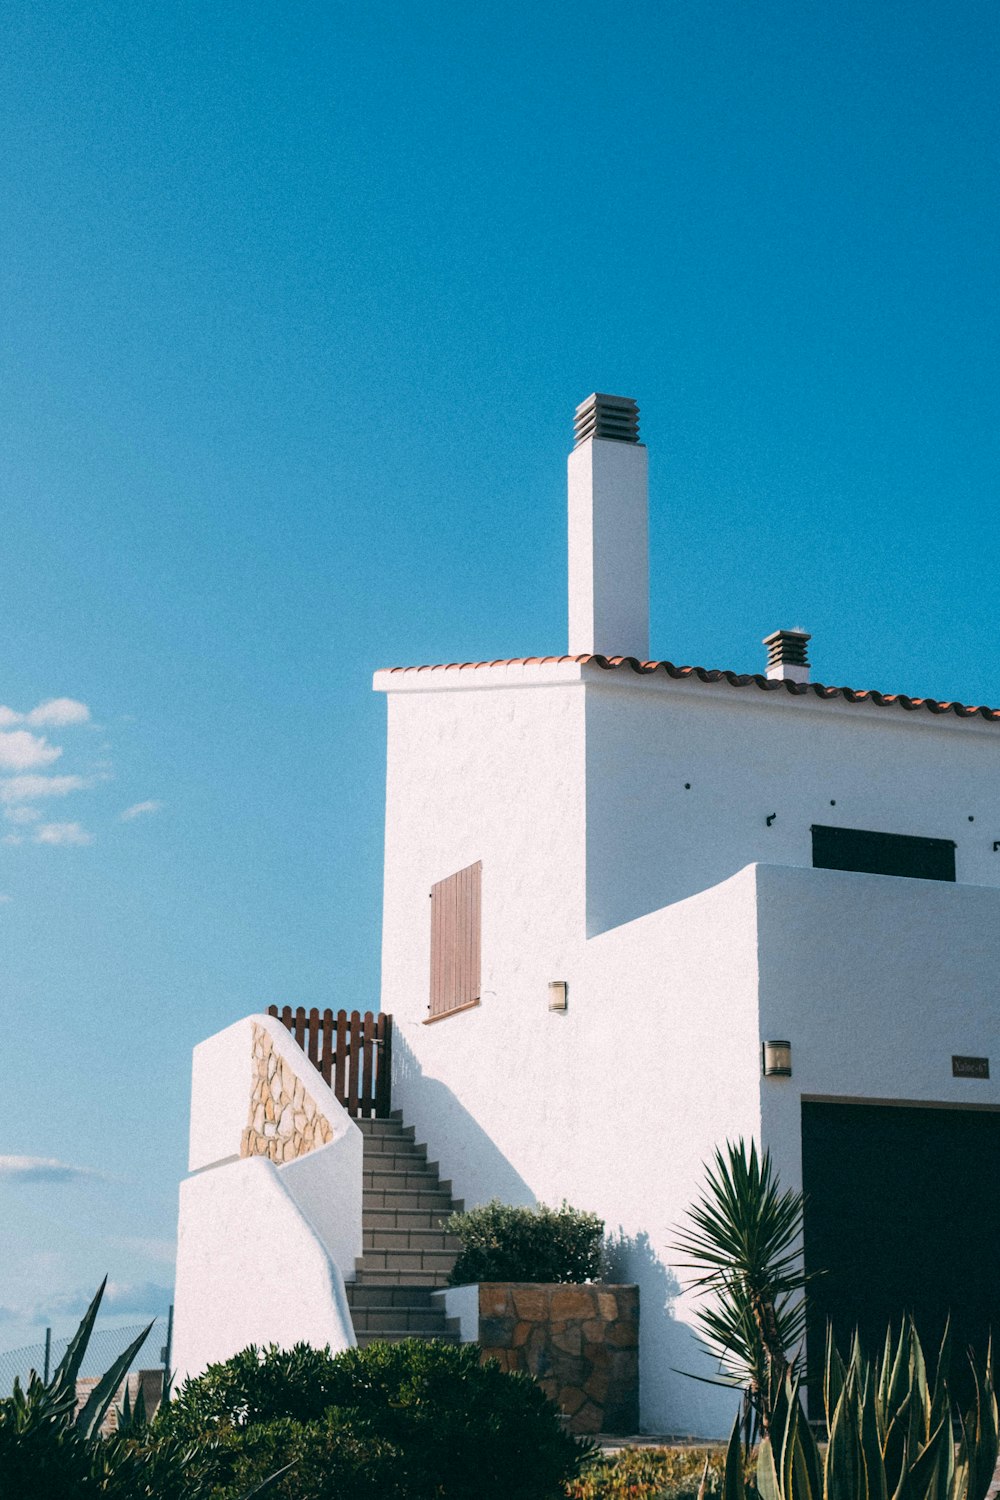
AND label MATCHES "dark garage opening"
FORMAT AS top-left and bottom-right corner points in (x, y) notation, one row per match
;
(801, 1101), (1000, 1409)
